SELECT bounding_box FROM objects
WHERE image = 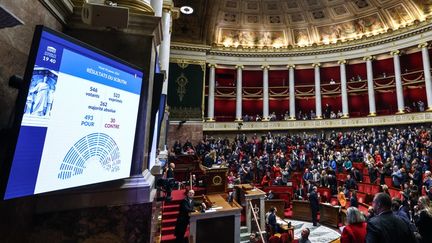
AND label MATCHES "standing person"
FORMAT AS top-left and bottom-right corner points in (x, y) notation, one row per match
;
(350, 190), (359, 208)
(164, 162), (175, 201)
(337, 186), (347, 208)
(415, 196), (432, 243)
(267, 207), (278, 235)
(309, 186), (320, 226)
(341, 207), (367, 243)
(174, 190), (206, 243)
(366, 193), (416, 243)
